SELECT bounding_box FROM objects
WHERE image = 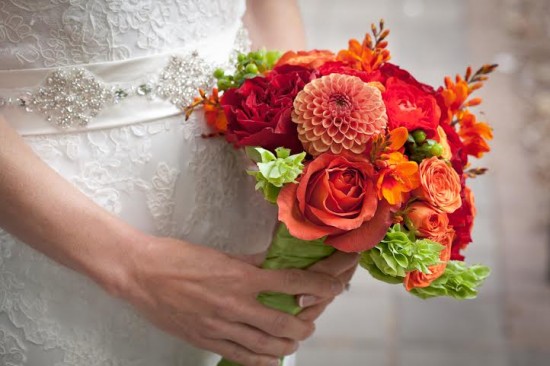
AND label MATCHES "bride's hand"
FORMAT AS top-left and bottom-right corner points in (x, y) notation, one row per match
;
(119, 235), (344, 366)
(231, 249), (359, 323)
(297, 251), (360, 322)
